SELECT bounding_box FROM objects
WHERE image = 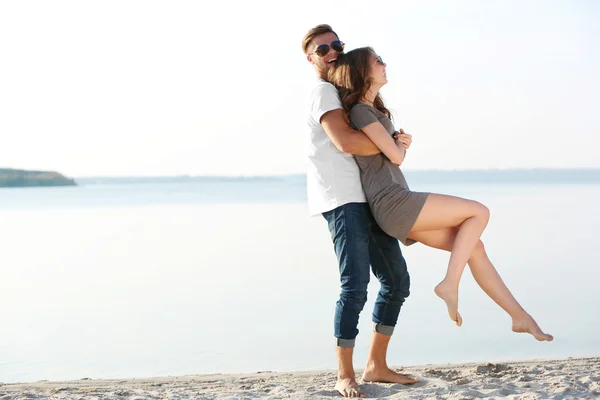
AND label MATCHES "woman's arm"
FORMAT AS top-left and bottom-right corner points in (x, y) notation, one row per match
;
(360, 121), (406, 165)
